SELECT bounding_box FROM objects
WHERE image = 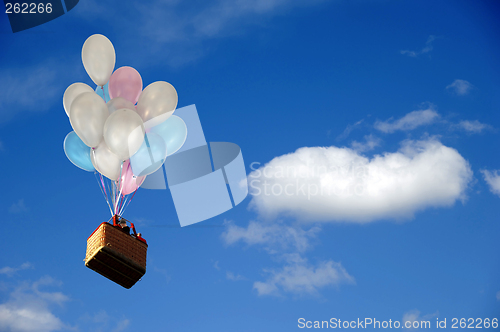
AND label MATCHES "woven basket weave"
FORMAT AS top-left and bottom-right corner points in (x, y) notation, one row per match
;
(85, 222), (148, 289)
